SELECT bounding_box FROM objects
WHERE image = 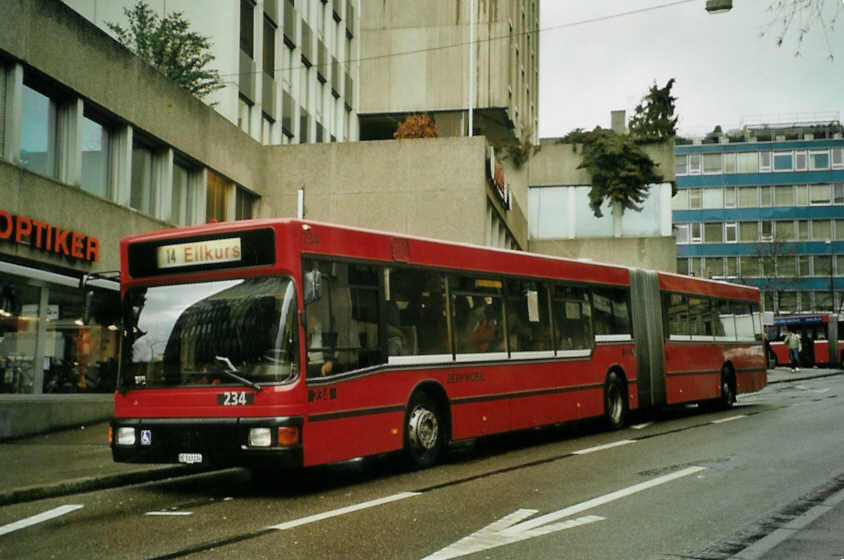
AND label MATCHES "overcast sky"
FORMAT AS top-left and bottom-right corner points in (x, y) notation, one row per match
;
(539, 0), (844, 138)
